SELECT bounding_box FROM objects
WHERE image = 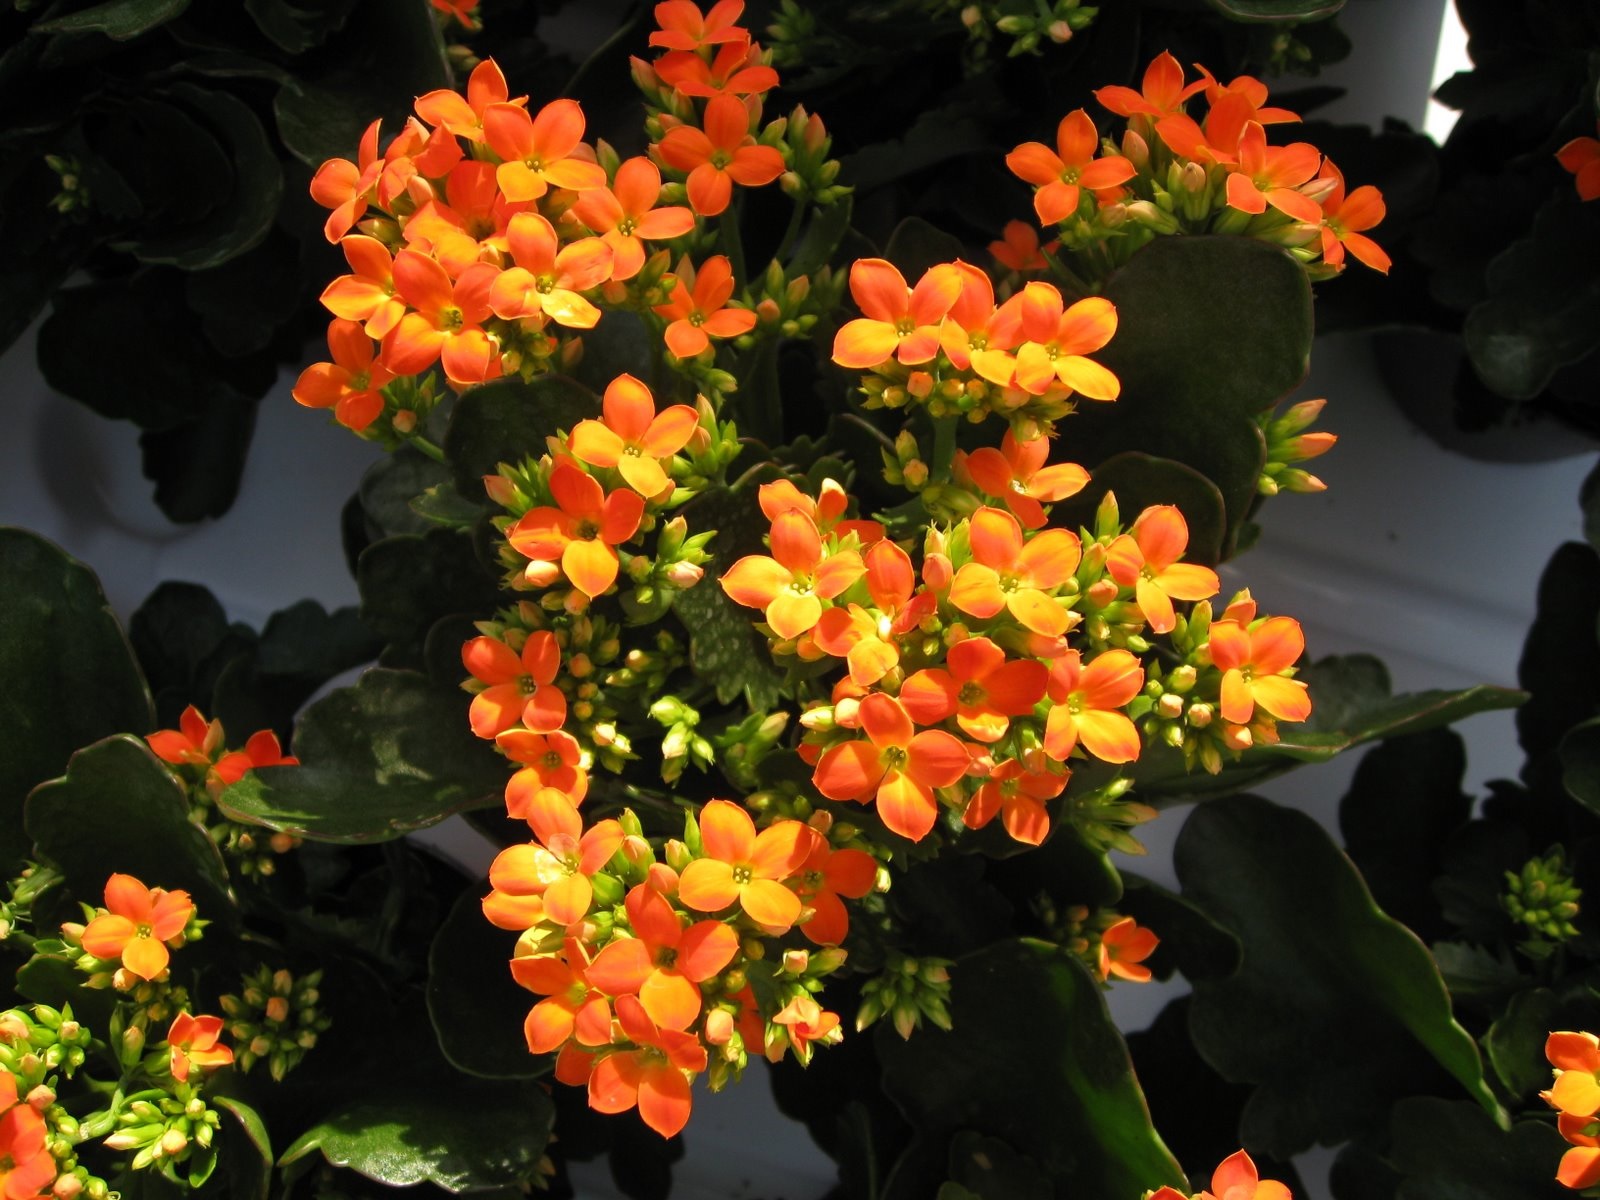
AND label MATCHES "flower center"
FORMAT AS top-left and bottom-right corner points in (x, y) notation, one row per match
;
(958, 681), (986, 707)
(575, 519), (601, 540)
(438, 305), (464, 331)
(881, 746), (909, 772)
(732, 864), (753, 885)
(617, 216), (638, 236)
